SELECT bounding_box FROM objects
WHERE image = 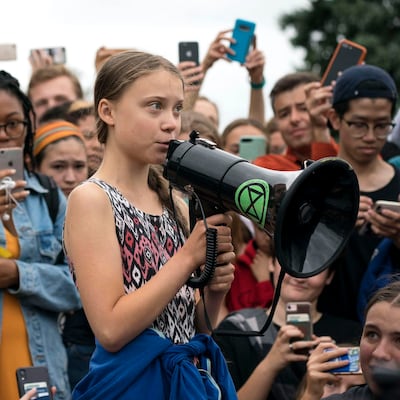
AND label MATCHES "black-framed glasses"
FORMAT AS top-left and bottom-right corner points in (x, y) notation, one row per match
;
(342, 119), (395, 140)
(0, 120), (28, 139)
